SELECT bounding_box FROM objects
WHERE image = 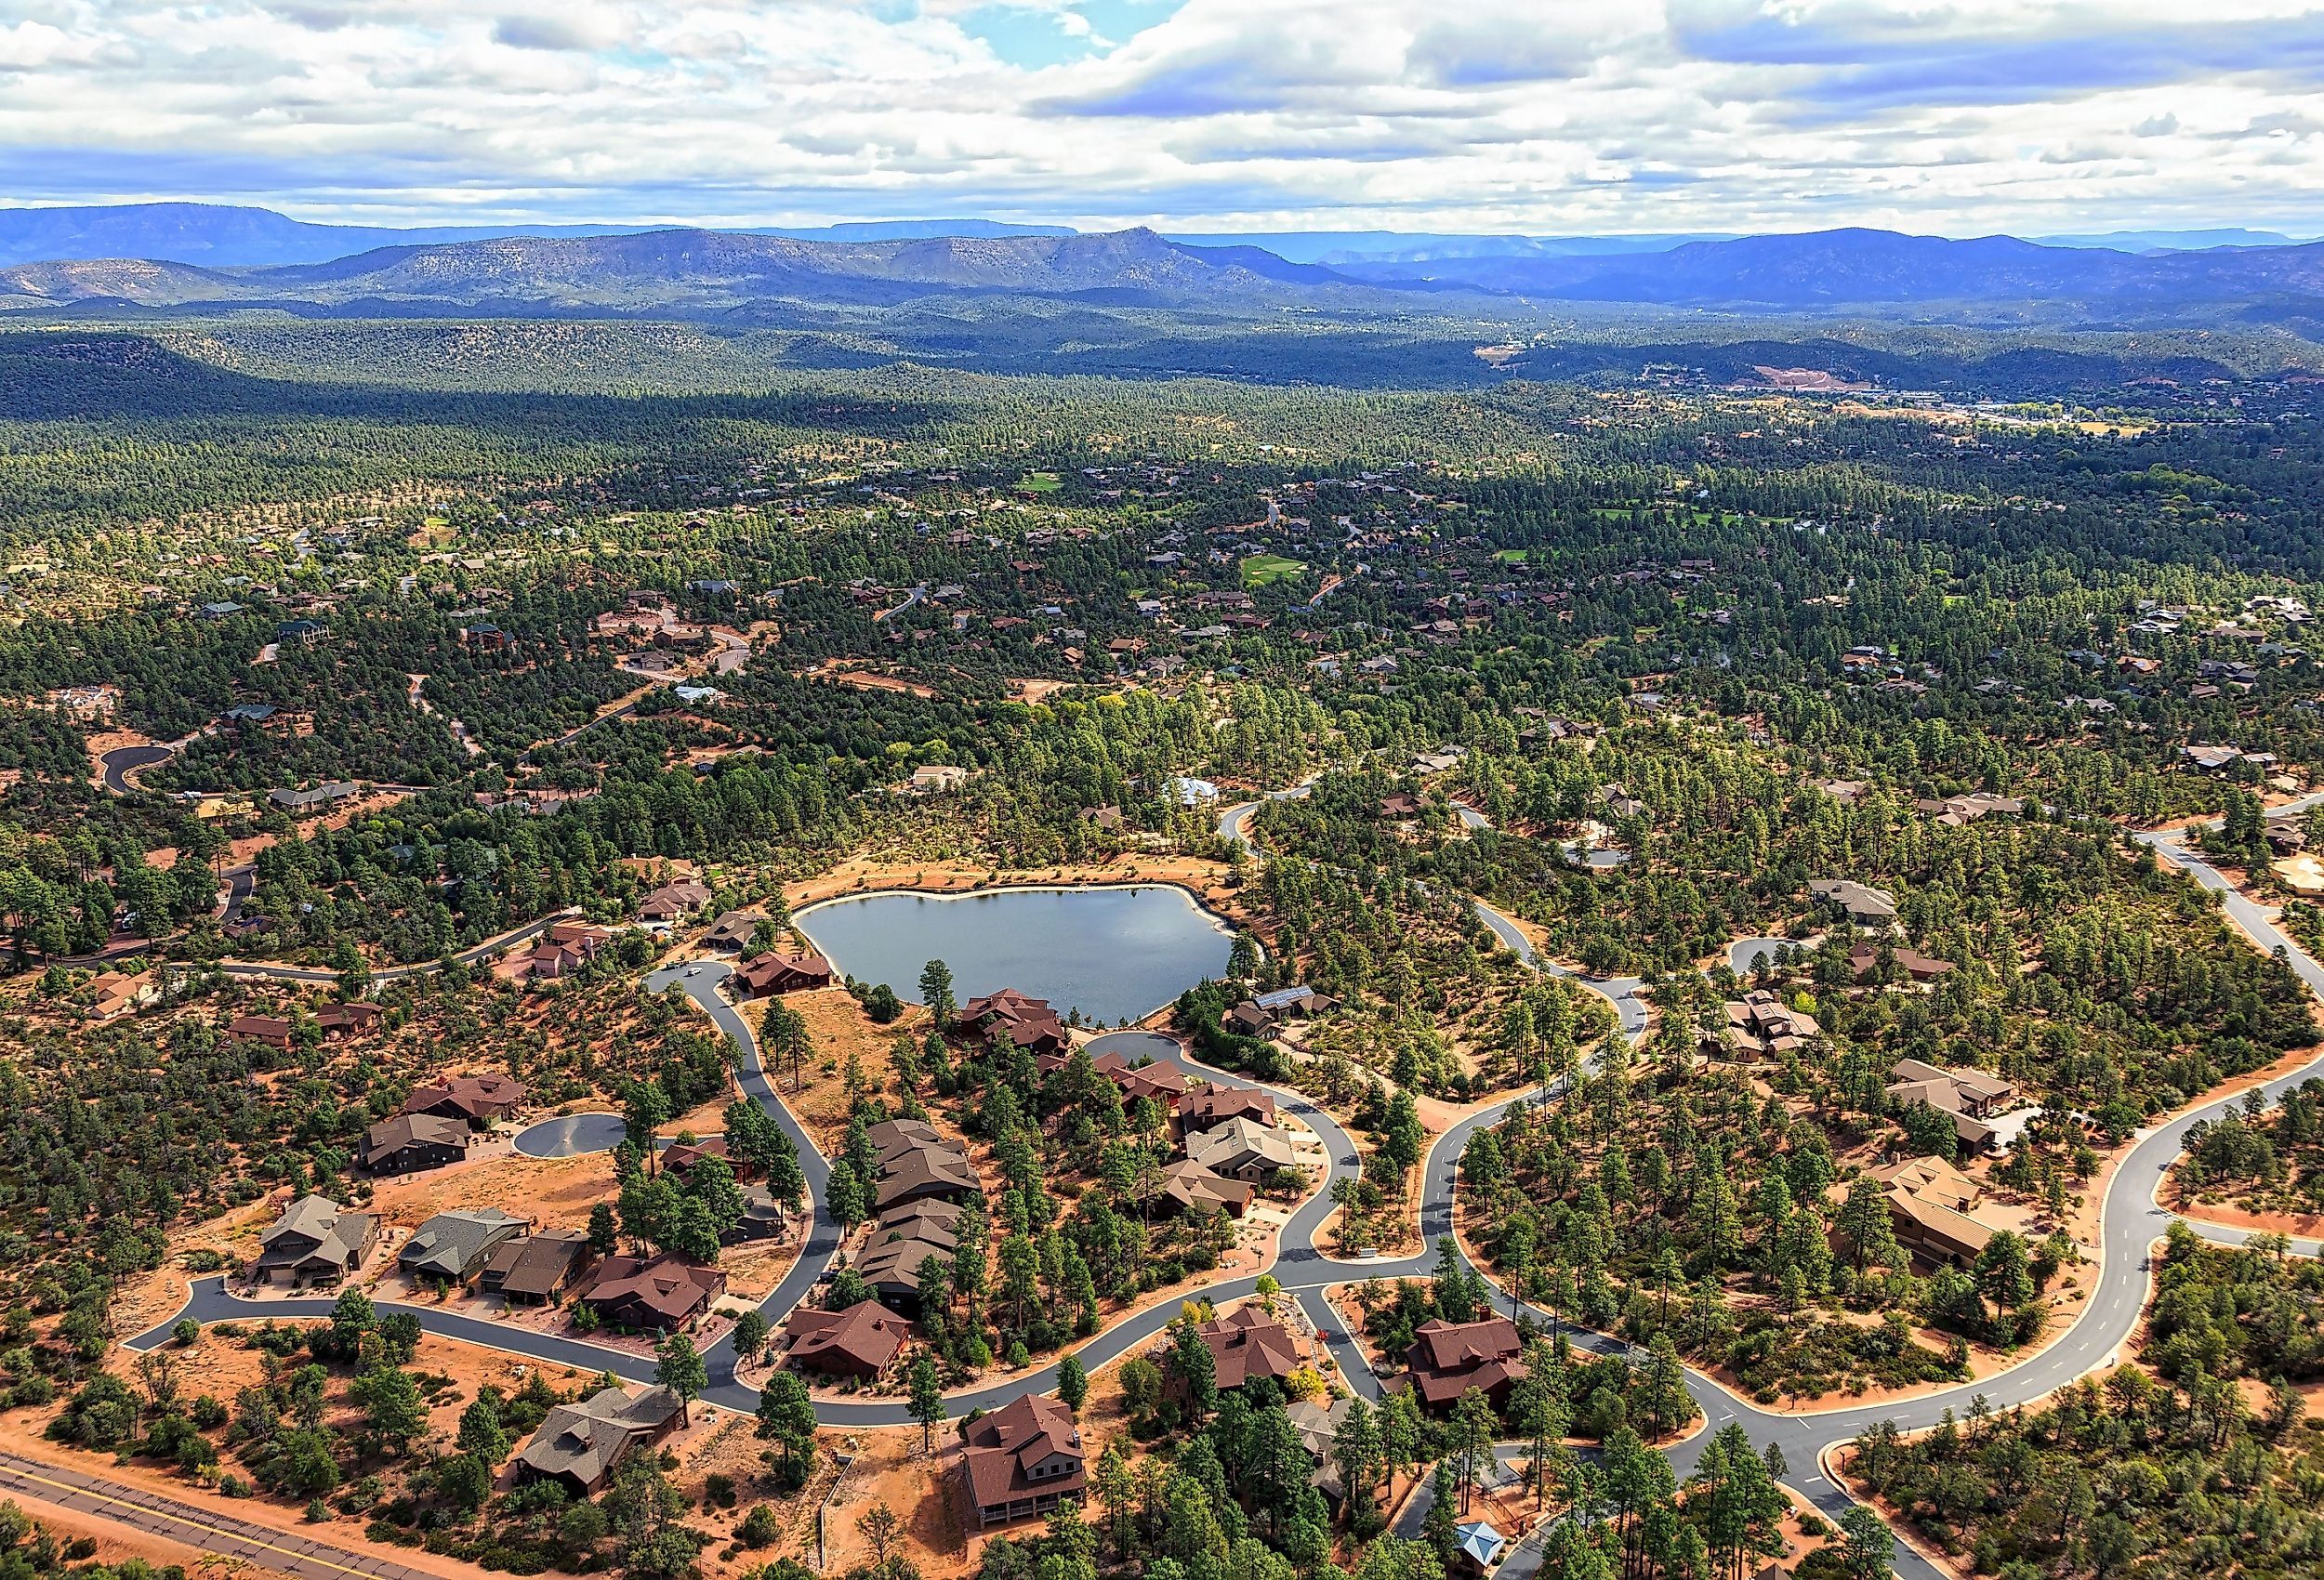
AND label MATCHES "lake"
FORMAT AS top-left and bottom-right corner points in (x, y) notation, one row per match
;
(794, 885), (1235, 1025)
